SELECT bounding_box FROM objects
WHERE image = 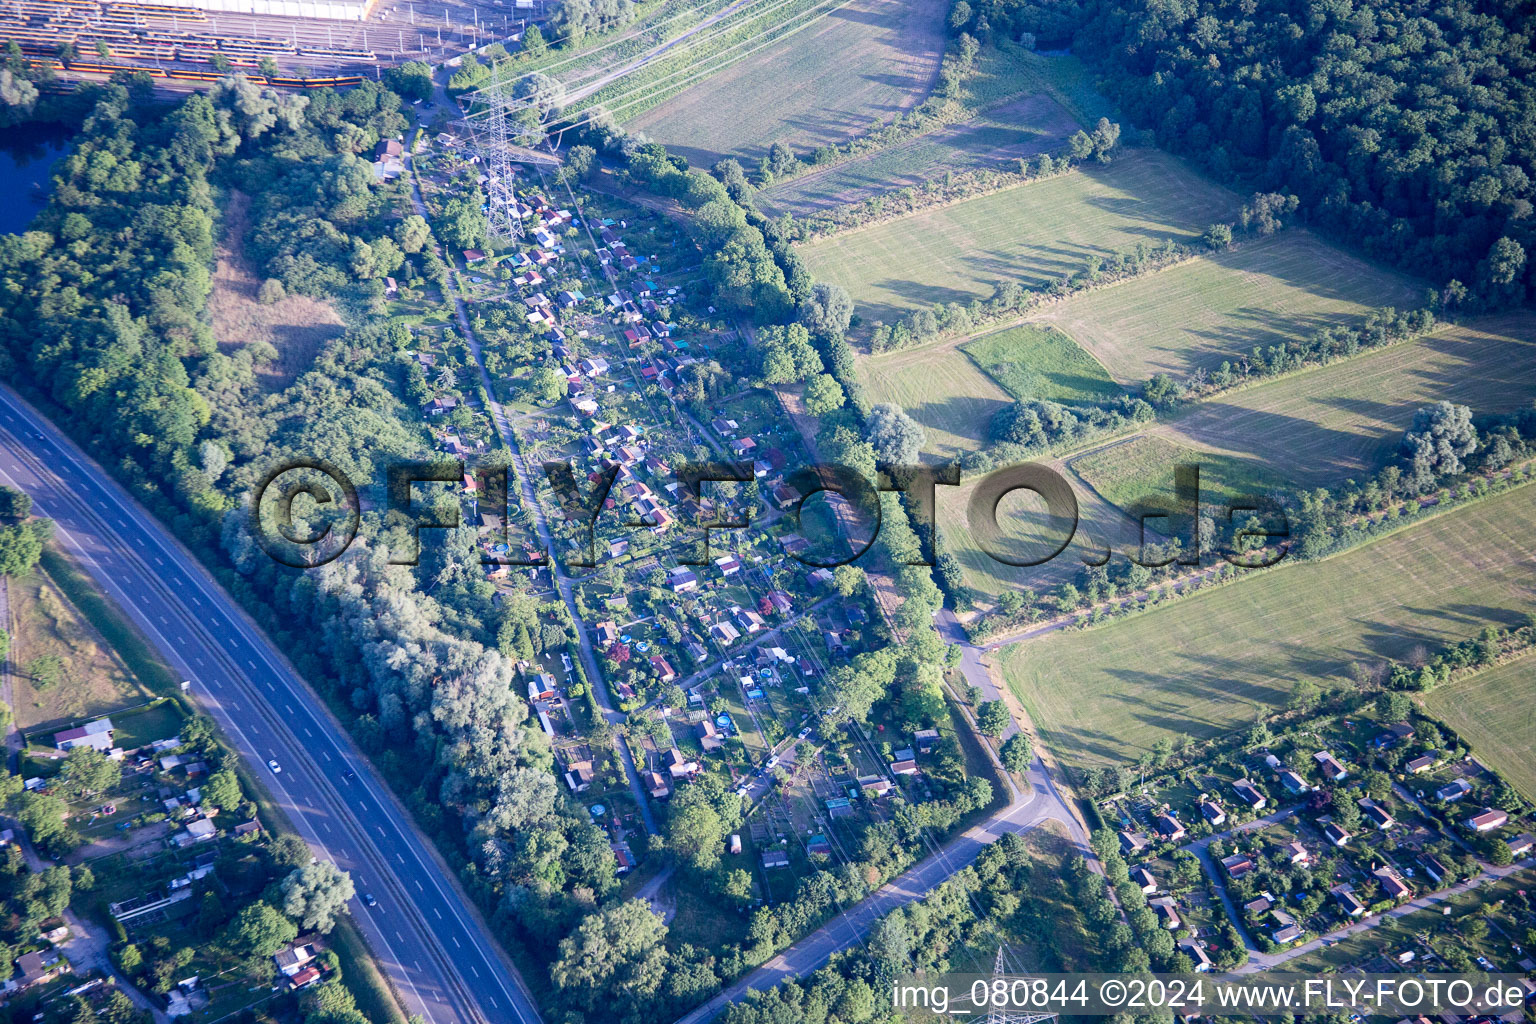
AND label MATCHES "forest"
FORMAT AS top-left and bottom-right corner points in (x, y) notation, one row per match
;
(959, 0), (1536, 305)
